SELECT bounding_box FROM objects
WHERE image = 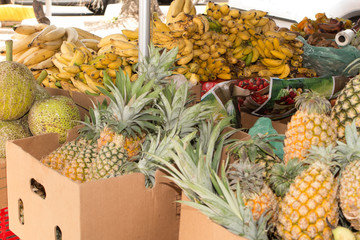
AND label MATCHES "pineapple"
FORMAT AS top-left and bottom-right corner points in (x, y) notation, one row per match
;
(228, 133), (283, 183)
(270, 147), (339, 240)
(284, 90), (337, 163)
(331, 74), (360, 140)
(336, 121), (360, 230)
(226, 160), (278, 223)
